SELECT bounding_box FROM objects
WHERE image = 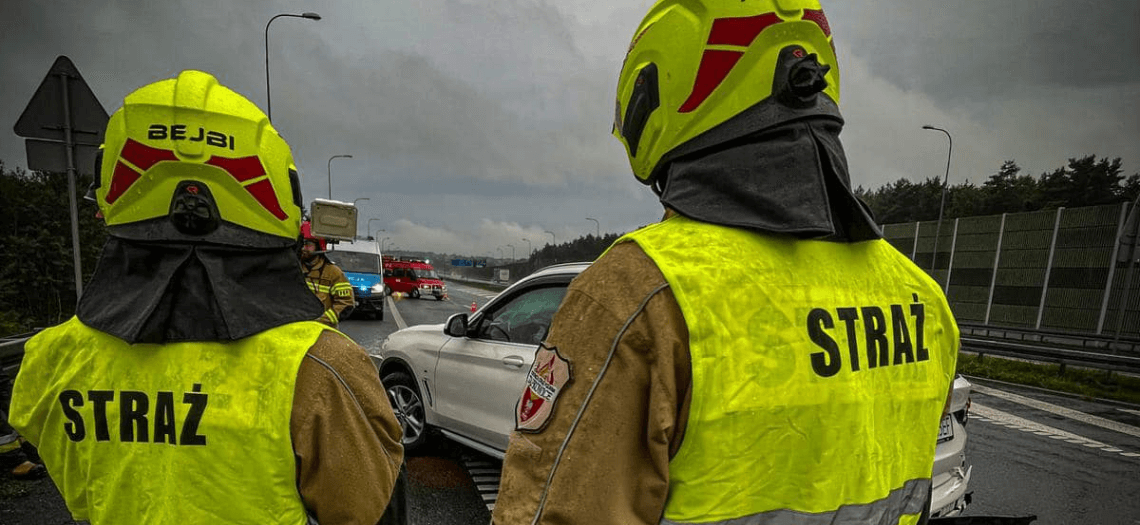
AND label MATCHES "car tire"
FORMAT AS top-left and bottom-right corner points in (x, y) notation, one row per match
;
(377, 307), (384, 321)
(435, 294), (443, 301)
(382, 371), (429, 454)
(409, 289), (420, 299)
